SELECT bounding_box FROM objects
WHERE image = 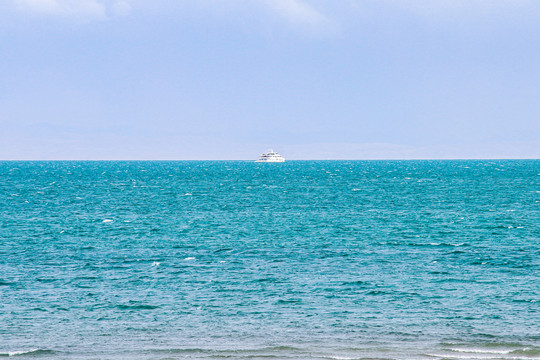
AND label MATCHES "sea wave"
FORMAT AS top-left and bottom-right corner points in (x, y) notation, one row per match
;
(0, 349), (54, 357)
